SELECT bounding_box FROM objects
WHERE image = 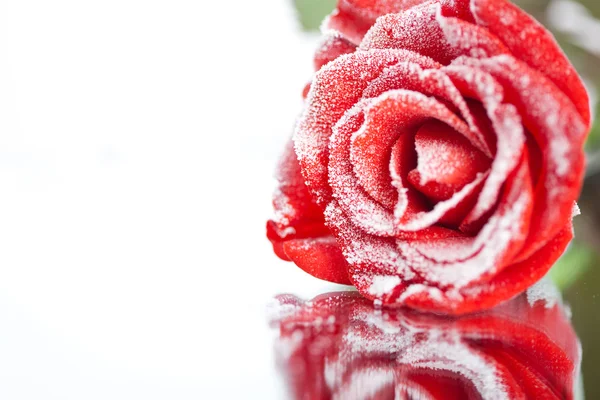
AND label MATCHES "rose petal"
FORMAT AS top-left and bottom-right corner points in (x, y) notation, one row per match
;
(329, 101), (397, 236)
(389, 129), (430, 220)
(360, 3), (456, 64)
(436, 178), (486, 230)
(324, 200), (417, 283)
(301, 82), (311, 100)
(394, 225), (468, 241)
(362, 62), (492, 156)
(398, 153), (533, 288)
(436, 10), (509, 58)
(282, 236), (351, 285)
(470, 0), (590, 126)
(409, 119), (491, 198)
(350, 99), (418, 210)
(325, 0), (430, 45)
(443, 66), (526, 230)
(266, 141), (330, 259)
(463, 224), (573, 314)
(295, 49), (439, 207)
(458, 55), (586, 261)
(391, 139), (478, 236)
(314, 31), (357, 71)
(359, 1), (473, 64)
(380, 223), (571, 315)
